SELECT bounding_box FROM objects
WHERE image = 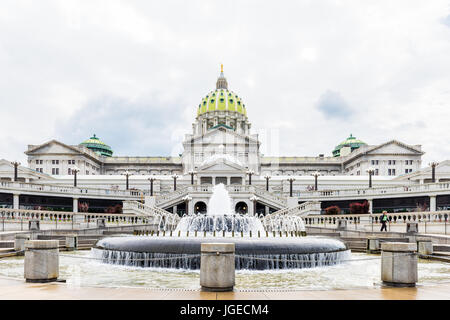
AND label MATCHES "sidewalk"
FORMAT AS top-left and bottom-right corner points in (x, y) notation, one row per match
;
(1, 276), (449, 300)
